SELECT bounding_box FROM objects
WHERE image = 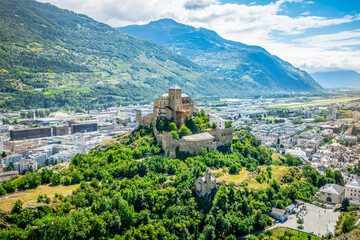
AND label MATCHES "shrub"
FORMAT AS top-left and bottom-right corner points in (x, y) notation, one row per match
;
(169, 131), (179, 140)
(255, 175), (263, 183)
(228, 164), (240, 174)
